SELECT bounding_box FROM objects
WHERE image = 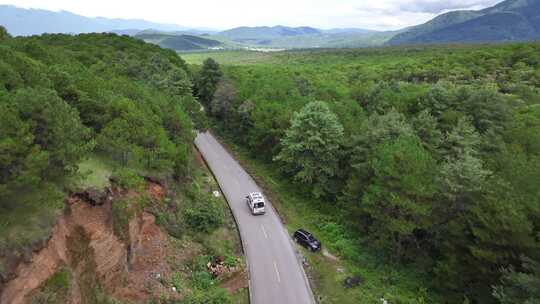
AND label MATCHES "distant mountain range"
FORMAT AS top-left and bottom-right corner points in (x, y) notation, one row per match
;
(1, 0), (539, 51)
(218, 26), (322, 42)
(0, 5), (212, 36)
(388, 0), (540, 45)
(212, 26), (396, 48)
